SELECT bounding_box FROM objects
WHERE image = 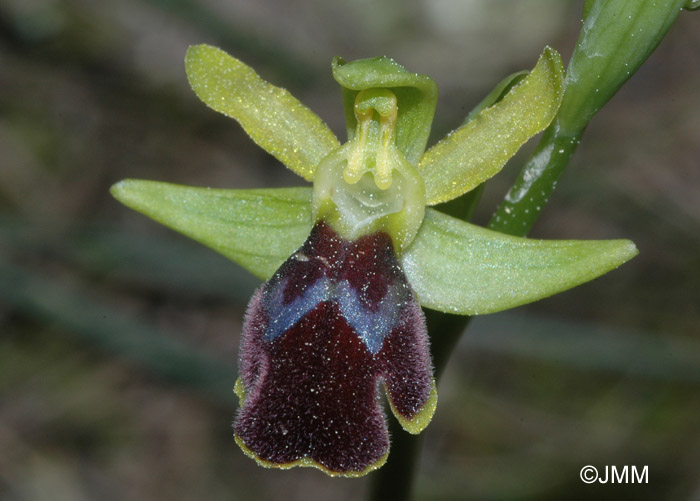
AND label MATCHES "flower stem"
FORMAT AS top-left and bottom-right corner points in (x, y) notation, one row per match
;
(368, 312), (470, 501)
(489, 125), (581, 237)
